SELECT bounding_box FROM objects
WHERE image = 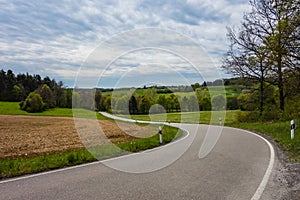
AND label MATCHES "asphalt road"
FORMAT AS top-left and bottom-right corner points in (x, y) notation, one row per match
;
(0, 120), (275, 200)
